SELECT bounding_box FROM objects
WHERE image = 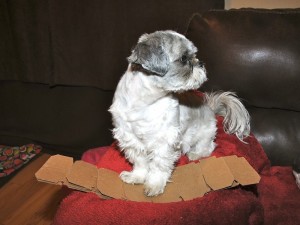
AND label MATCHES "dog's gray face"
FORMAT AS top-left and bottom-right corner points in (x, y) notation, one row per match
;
(128, 30), (207, 92)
